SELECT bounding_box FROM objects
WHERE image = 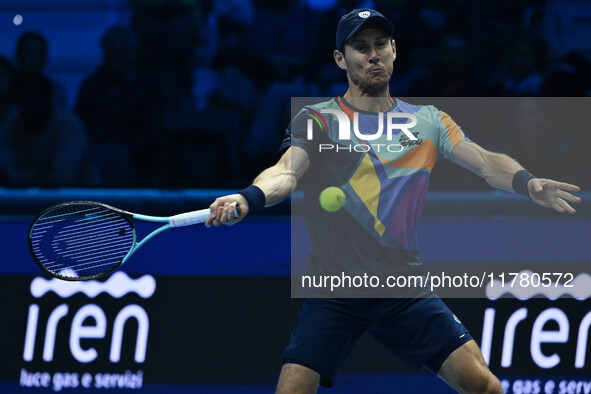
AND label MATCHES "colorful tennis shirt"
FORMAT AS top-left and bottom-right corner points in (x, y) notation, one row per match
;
(281, 96), (468, 281)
